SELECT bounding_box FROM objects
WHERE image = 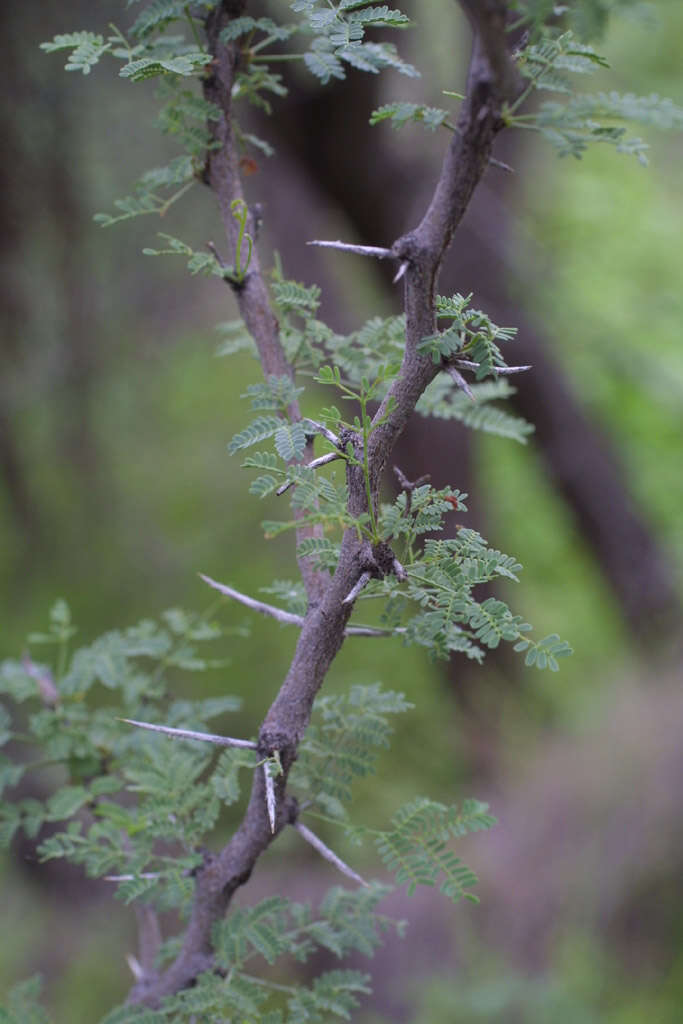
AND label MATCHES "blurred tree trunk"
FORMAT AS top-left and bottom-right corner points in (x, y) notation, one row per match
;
(48, 86), (101, 493)
(0, 5), (43, 550)
(0, 0), (102, 560)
